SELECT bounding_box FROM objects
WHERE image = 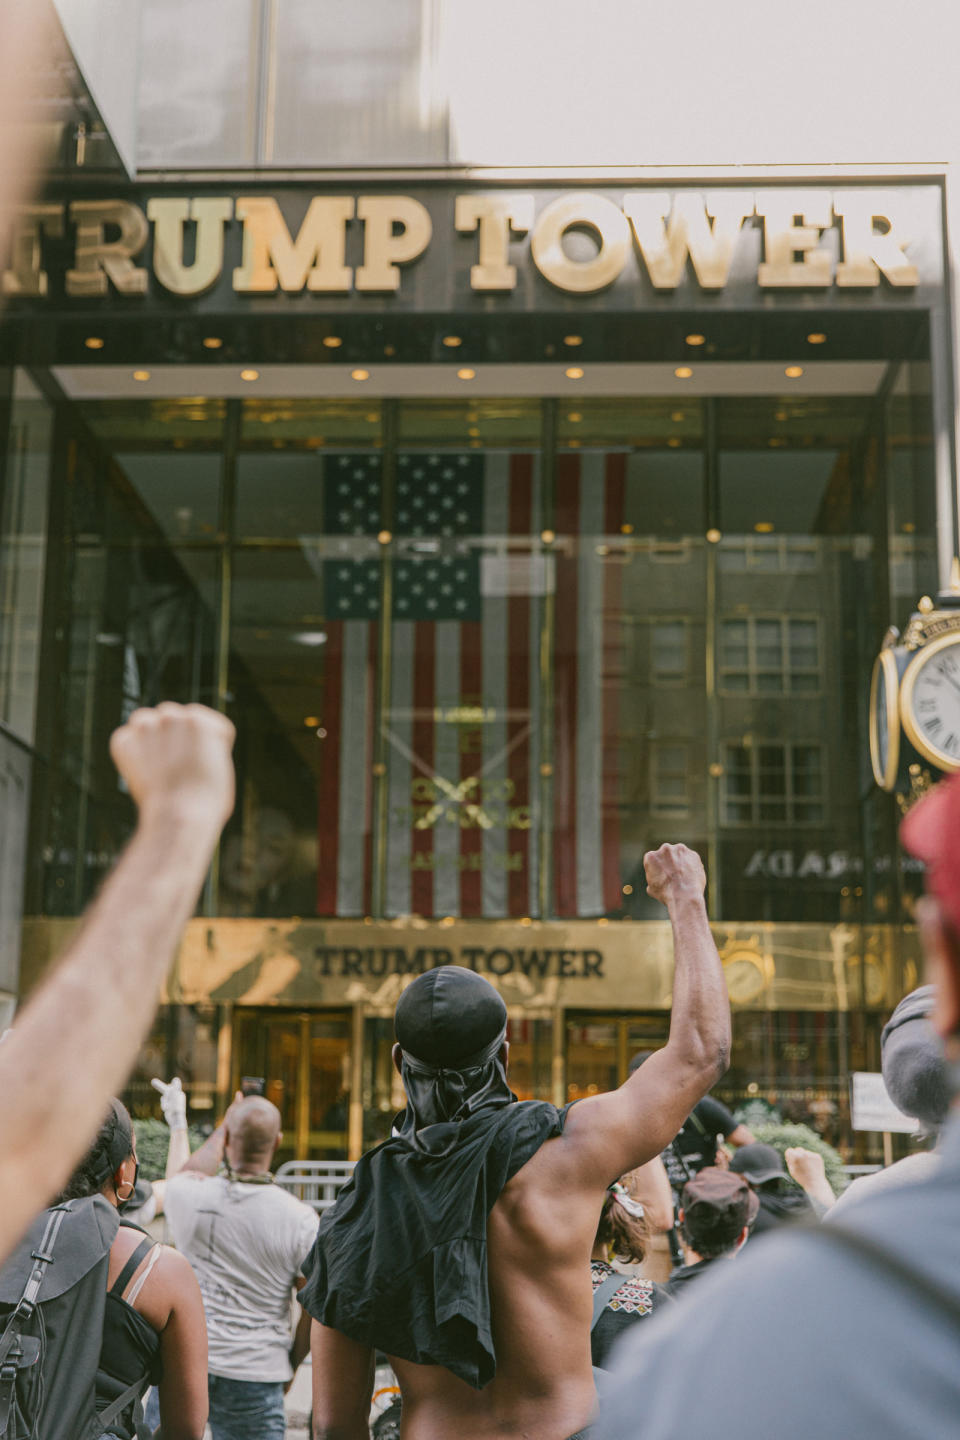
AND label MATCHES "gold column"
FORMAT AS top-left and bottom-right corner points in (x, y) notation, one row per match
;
(348, 1004), (365, 1160)
(538, 399), (558, 917)
(216, 1003), (234, 1114)
(370, 401), (398, 917)
(297, 1014), (311, 1158)
(551, 1004), (566, 1109)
